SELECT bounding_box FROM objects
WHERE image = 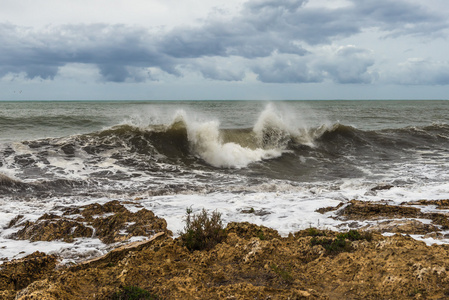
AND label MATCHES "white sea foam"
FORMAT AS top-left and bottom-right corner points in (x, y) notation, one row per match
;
(2, 101), (449, 264)
(168, 109), (284, 168)
(2, 178), (449, 264)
